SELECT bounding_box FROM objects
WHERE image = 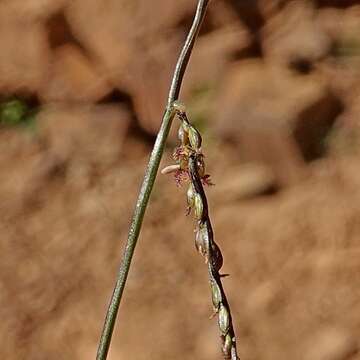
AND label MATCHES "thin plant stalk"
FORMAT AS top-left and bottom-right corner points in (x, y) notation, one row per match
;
(96, 1), (210, 359)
